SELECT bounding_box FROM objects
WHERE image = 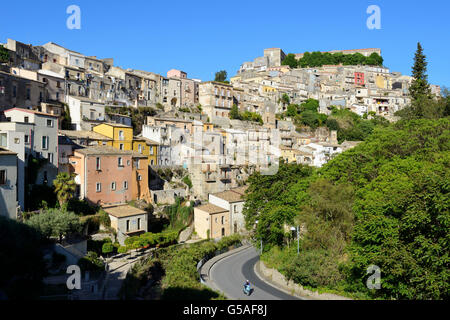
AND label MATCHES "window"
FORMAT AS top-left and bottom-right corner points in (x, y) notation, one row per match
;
(42, 136), (49, 150)
(24, 116), (29, 123)
(48, 153), (53, 163)
(150, 160), (154, 165)
(95, 157), (101, 170)
(0, 170), (6, 185)
(46, 119), (53, 127)
(57, 81), (61, 88)
(126, 220), (130, 232)
(26, 88), (31, 100)
(118, 130), (124, 140)
(137, 218), (141, 230)
(138, 175), (142, 181)
(24, 135), (30, 145)
(136, 159), (140, 169)
(111, 182), (116, 190)
(118, 157), (123, 166)
(123, 181), (128, 190)
(119, 143), (124, 150)
(96, 183), (101, 192)
(234, 205), (238, 212)
(138, 144), (142, 153)
(150, 146), (154, 155)
(221, 216), (224, 225)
